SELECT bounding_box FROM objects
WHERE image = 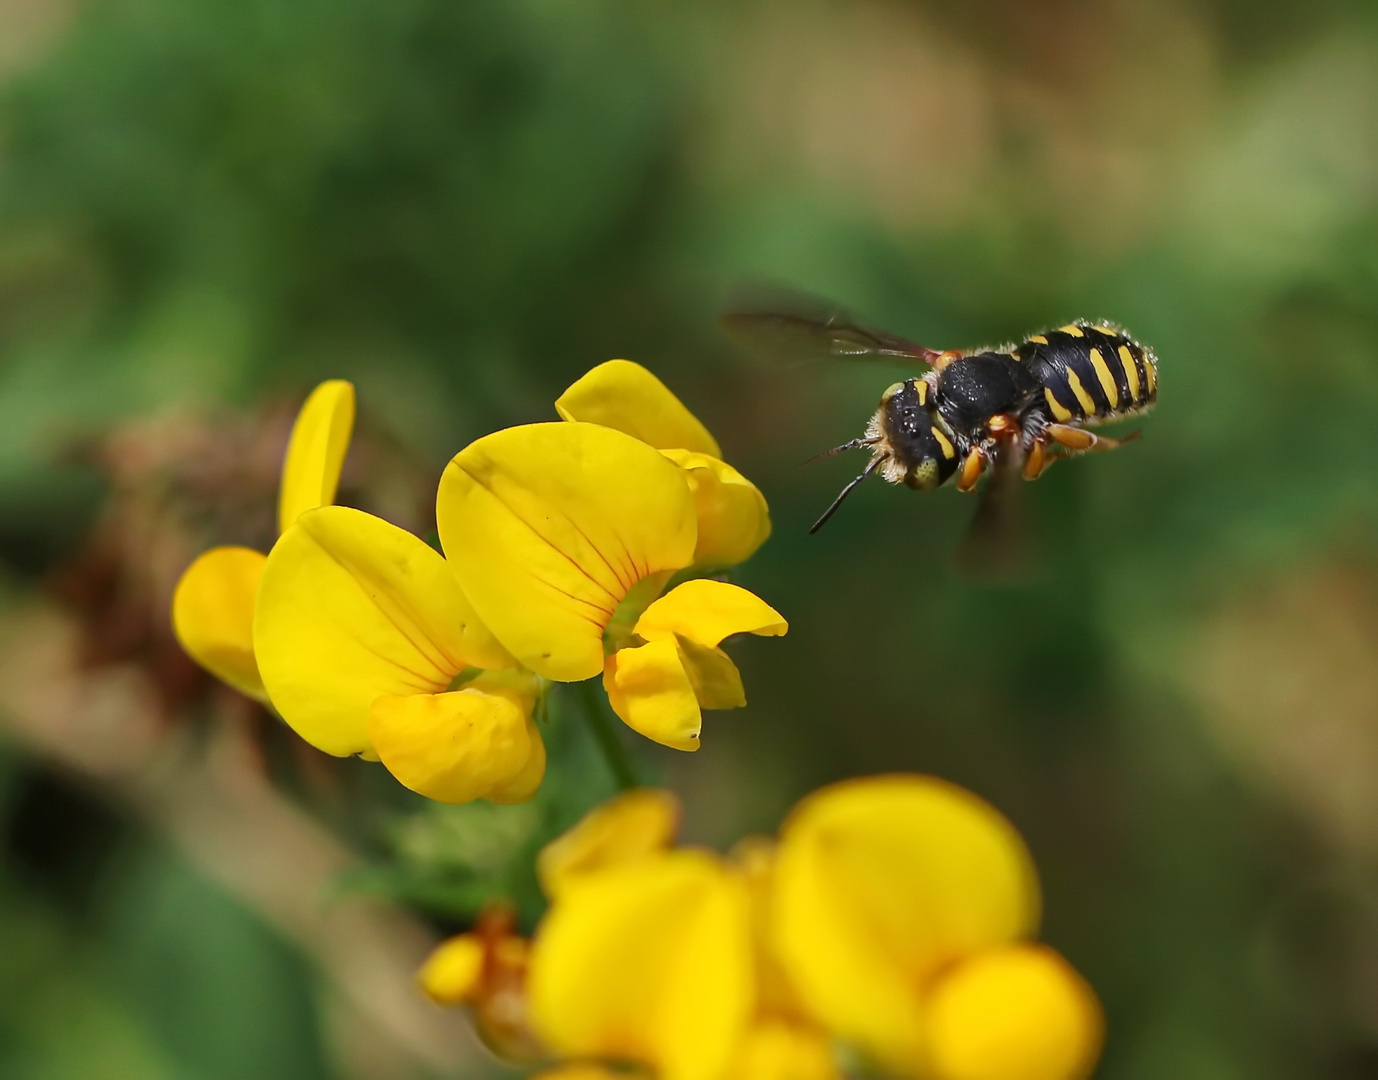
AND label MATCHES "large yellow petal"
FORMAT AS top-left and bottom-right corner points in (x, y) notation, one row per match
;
(278, 380), (355, 533)
(538, 788), (681, 899)
(771, 776), (1040, 1071)
(635, 579), (787, 649)
(926, 946), (1103, 1080)
(171, 546), (268, 701)
(253, 506), (514, 757)
(662, 450), (771, 569)
(603, 639), (702, 751)
(369, 680), (545, 804)
(555, 360), (721, 458)
(417, 933), (485, 1005)
(528, 850), (754, 1080)
(437, 422), (697, 682)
